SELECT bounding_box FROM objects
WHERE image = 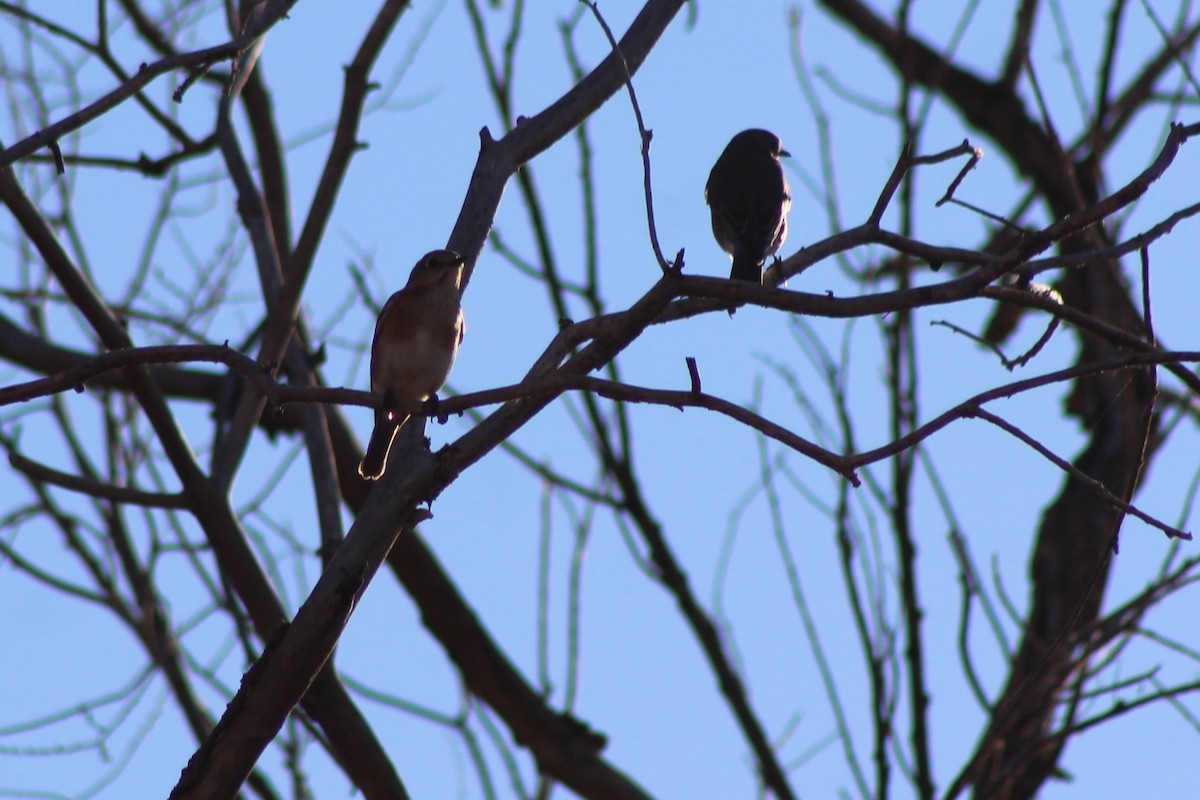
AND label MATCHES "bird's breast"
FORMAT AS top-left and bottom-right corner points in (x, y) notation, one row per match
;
(372, 300), (463, 400)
